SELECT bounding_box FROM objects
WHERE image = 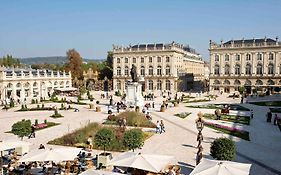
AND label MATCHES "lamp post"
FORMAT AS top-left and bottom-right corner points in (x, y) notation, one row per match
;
(195, 112), (204, 165)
